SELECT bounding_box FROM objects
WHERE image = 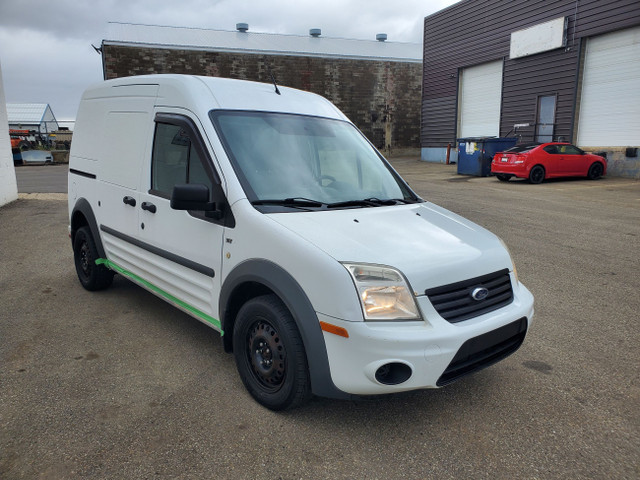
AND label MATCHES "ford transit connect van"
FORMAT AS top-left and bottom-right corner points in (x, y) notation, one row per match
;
(68, 75), (534, 410)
